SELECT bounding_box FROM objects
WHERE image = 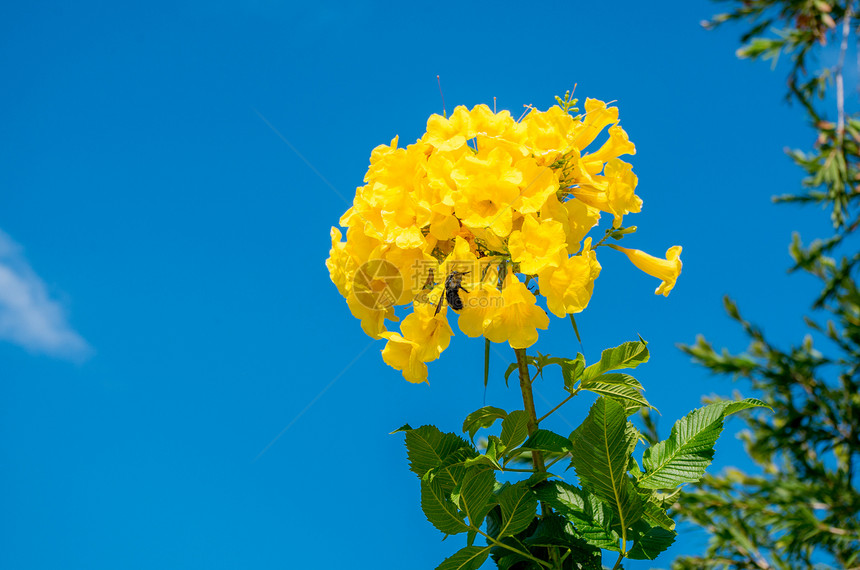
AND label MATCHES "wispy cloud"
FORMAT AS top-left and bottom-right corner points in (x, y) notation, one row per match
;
(0, 229), (91, 360)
